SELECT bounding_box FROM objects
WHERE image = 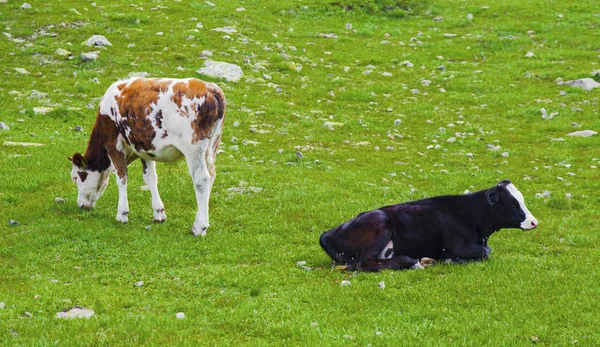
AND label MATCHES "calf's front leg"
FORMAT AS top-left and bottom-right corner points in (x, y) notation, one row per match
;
(108, 149), (129, 224)
(141, 160), (166, 222)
